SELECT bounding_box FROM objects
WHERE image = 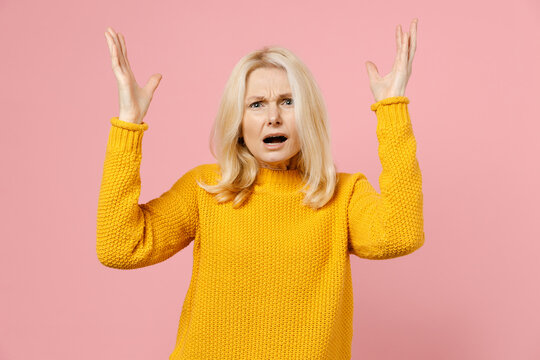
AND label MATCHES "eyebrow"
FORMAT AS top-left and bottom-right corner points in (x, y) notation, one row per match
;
(246, 93), (293, 102)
